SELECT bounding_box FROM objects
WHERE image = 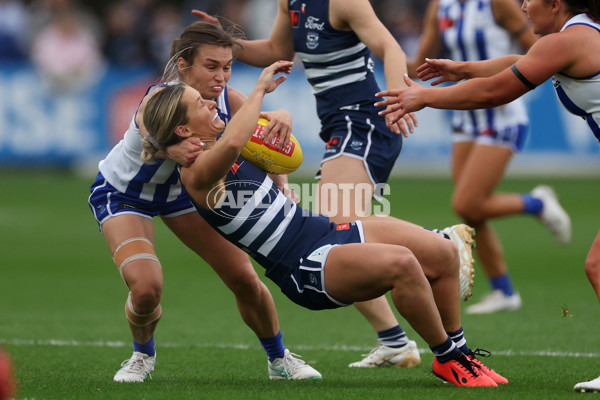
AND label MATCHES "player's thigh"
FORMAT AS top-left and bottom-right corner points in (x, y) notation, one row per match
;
(454, 143), (513, 205)
(324, 242), (420, 304)
(361, 217), (456, 279)
(101, 214), (162, 288)
(162, 212), (257, 284)
(319, 156), (373, 221)
(451, 141), (475, 182)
